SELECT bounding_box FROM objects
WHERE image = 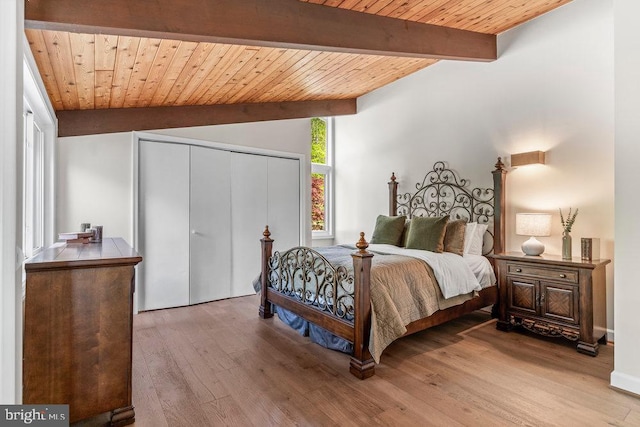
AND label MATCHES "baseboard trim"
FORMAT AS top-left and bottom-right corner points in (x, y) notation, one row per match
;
(606, 328), (614, 343)
(610, 371), (640, 397)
